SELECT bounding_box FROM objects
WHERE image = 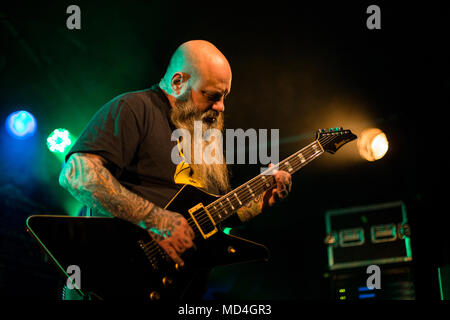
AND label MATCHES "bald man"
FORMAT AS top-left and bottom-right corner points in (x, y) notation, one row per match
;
(59, 40), (292, 299)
